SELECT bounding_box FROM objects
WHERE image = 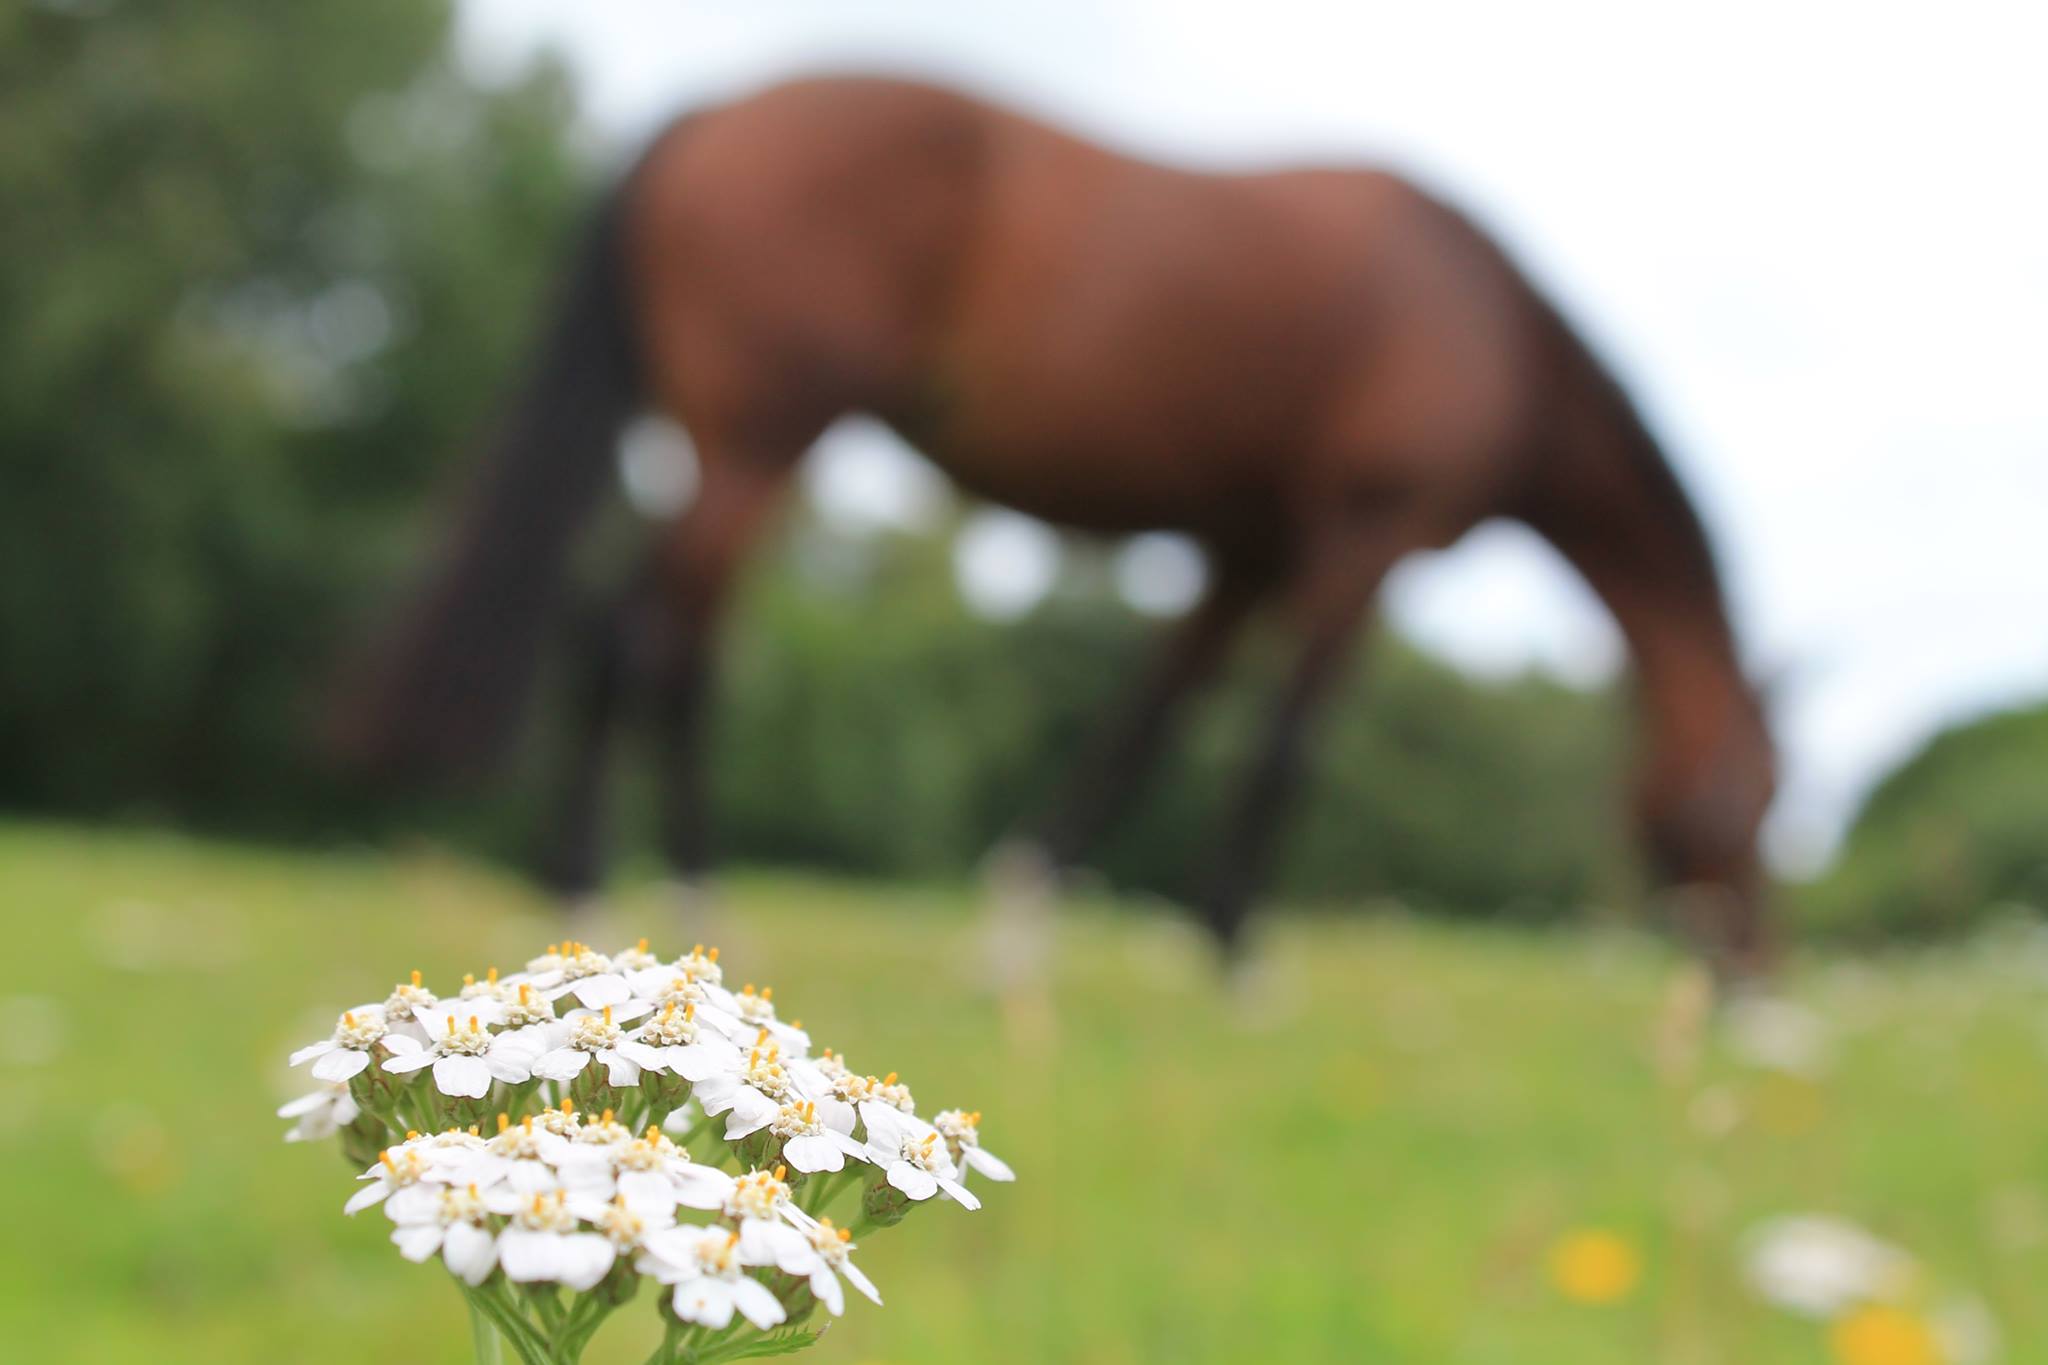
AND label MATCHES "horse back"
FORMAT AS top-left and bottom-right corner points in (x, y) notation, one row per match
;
(627, 76), (1553, 539)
